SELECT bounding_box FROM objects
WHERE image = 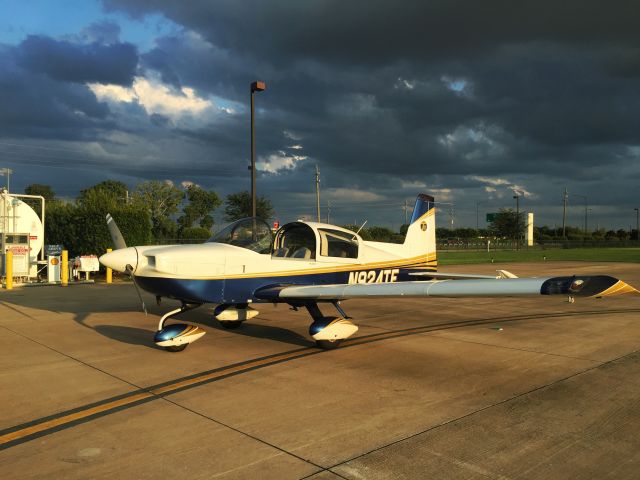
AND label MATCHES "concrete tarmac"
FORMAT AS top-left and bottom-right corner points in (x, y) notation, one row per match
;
(1, 261), (640, 479)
